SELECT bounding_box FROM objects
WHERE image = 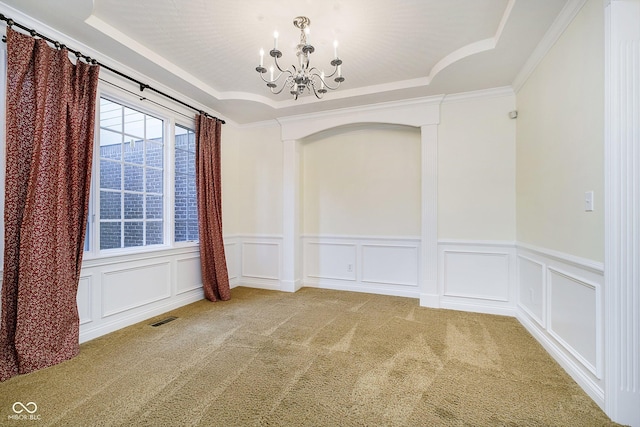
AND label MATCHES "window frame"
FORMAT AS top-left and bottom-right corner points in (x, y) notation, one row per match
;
(173, 122), (199, 245)
(83, 86), (198, 260)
